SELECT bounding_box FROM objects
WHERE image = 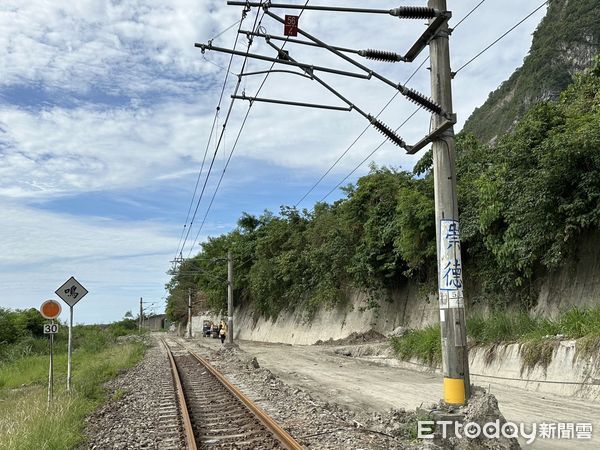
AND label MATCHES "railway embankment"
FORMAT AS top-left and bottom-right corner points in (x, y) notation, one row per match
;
(192, 298), (600, 400)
